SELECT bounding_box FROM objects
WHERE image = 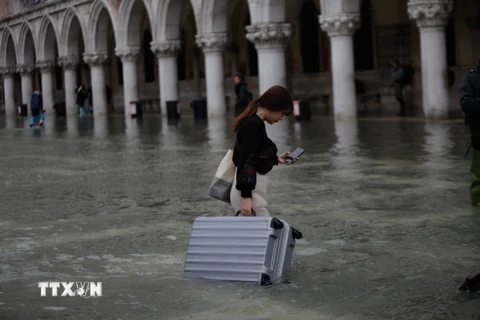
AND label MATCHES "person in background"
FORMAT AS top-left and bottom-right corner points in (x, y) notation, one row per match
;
(87, 85), (93, 115)
(29, 89), (44, 127)
(230, 85), (297, 217)
(460, 51), (480, 206)
(234, 73), (251, 117)
(391, 59), (406, 117)
(76, 84), (87, 117)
